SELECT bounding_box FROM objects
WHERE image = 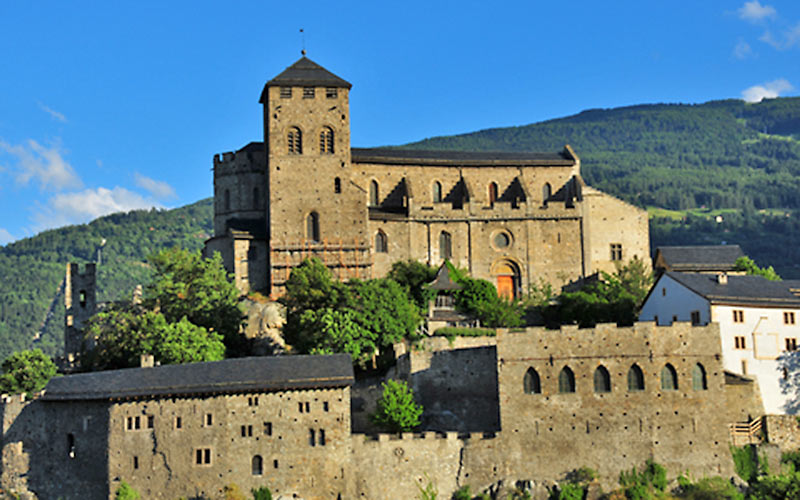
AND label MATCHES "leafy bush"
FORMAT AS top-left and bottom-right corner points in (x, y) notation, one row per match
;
(677, 476), (743, 500)
(251, 486), (273, 500)
(433, 327), (496, 339)
(0, 349), (57, 397)
(452, 485), (472, 500)
(388, 260), (437, 312)
(223, 483), (247, 500)
(734, 256), (781, 281)
(114, 480), (140, 500)
(371, 379), (423, 432)
(731, 445), (763, 483)
(555, 482), (584, 500)
(618, 459), (667, 500)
